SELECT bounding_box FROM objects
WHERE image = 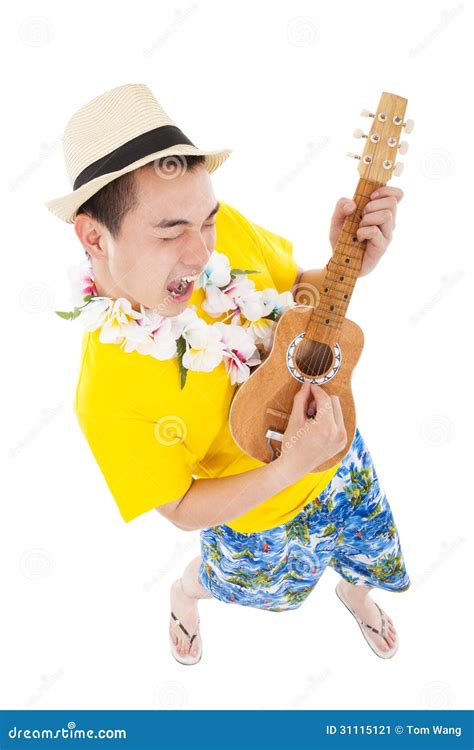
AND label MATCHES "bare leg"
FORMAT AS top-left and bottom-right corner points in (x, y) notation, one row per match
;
(337, 578), (397, 653)
(169, 555), (212, 658)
